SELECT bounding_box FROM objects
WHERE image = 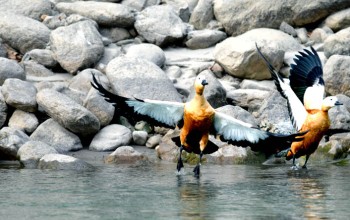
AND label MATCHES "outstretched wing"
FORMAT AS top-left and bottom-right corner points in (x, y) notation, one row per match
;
(290, 47), (325, 110)
(91, 74), (185, 128)
(213, 112), (305, 156)
(256, 44), (307, 131)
